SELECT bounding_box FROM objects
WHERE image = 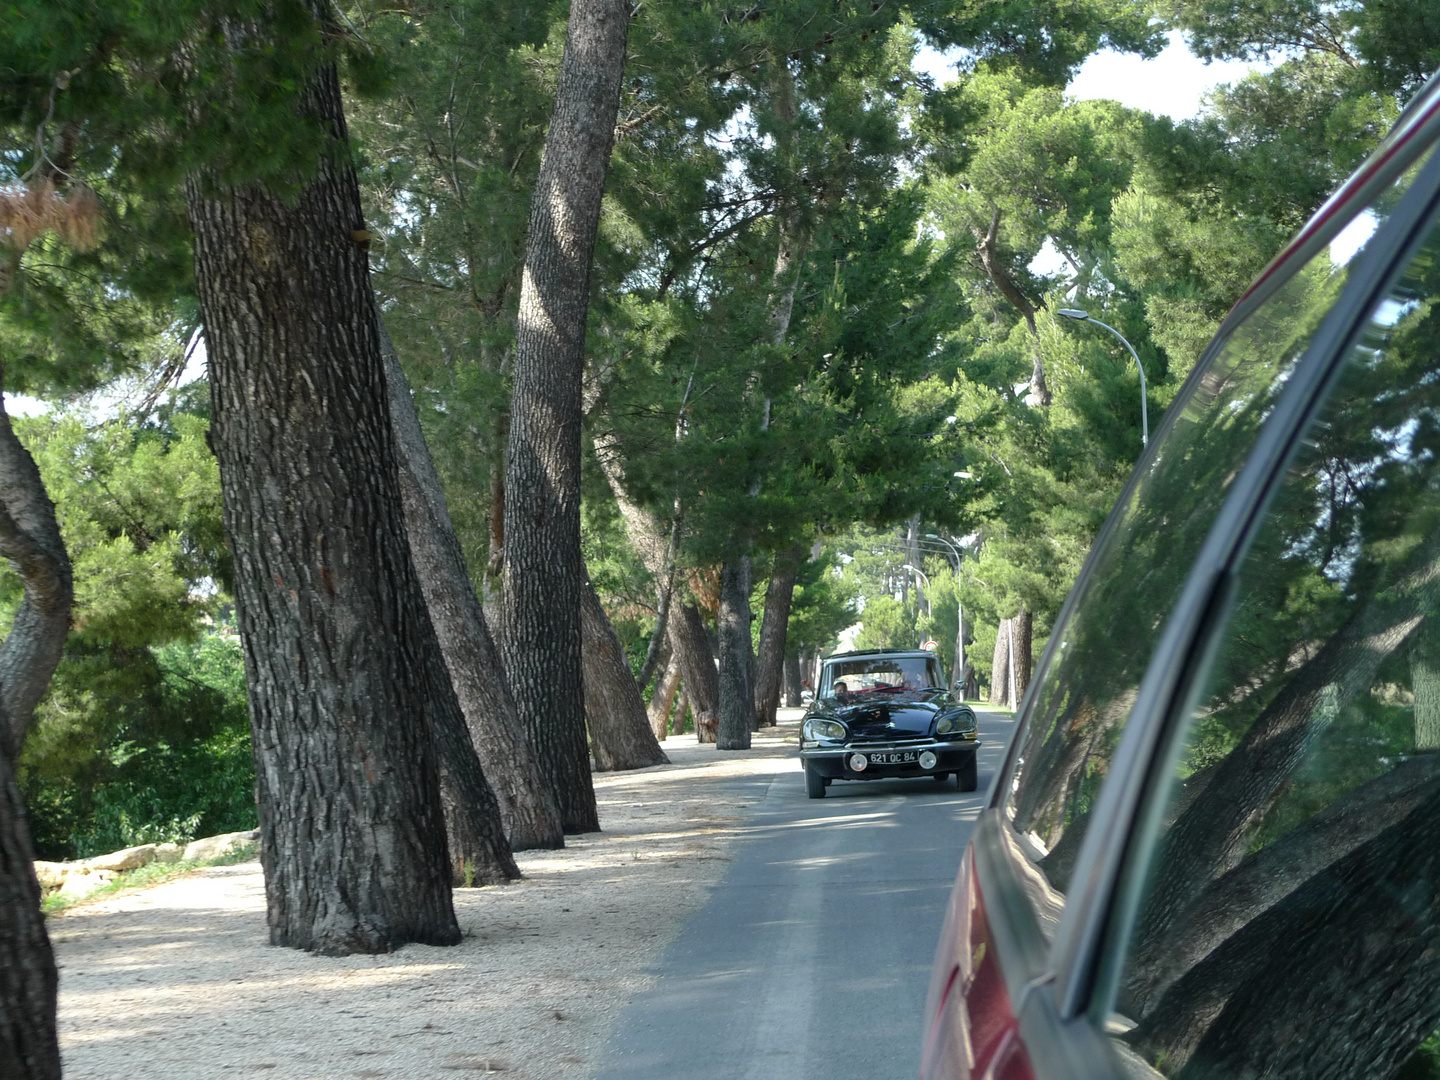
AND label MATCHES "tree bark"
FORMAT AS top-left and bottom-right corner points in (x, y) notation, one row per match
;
(381, 330), (564, 851)
(717, 556), (754, 749)
(499, 0), (630, 834)
(674, 603), (720, 743)
(0, 404), (73, 764)
(783, 651), (802, 708)
(581, 575), (669, 771)
(188, 62), (460, 953)
(1011, 608), (1034, 706)
(0, 743), (58, 1080)
(990, 618), (1012, 708)
(648, 649), (682, 740)
(752, 549), (801, 728)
